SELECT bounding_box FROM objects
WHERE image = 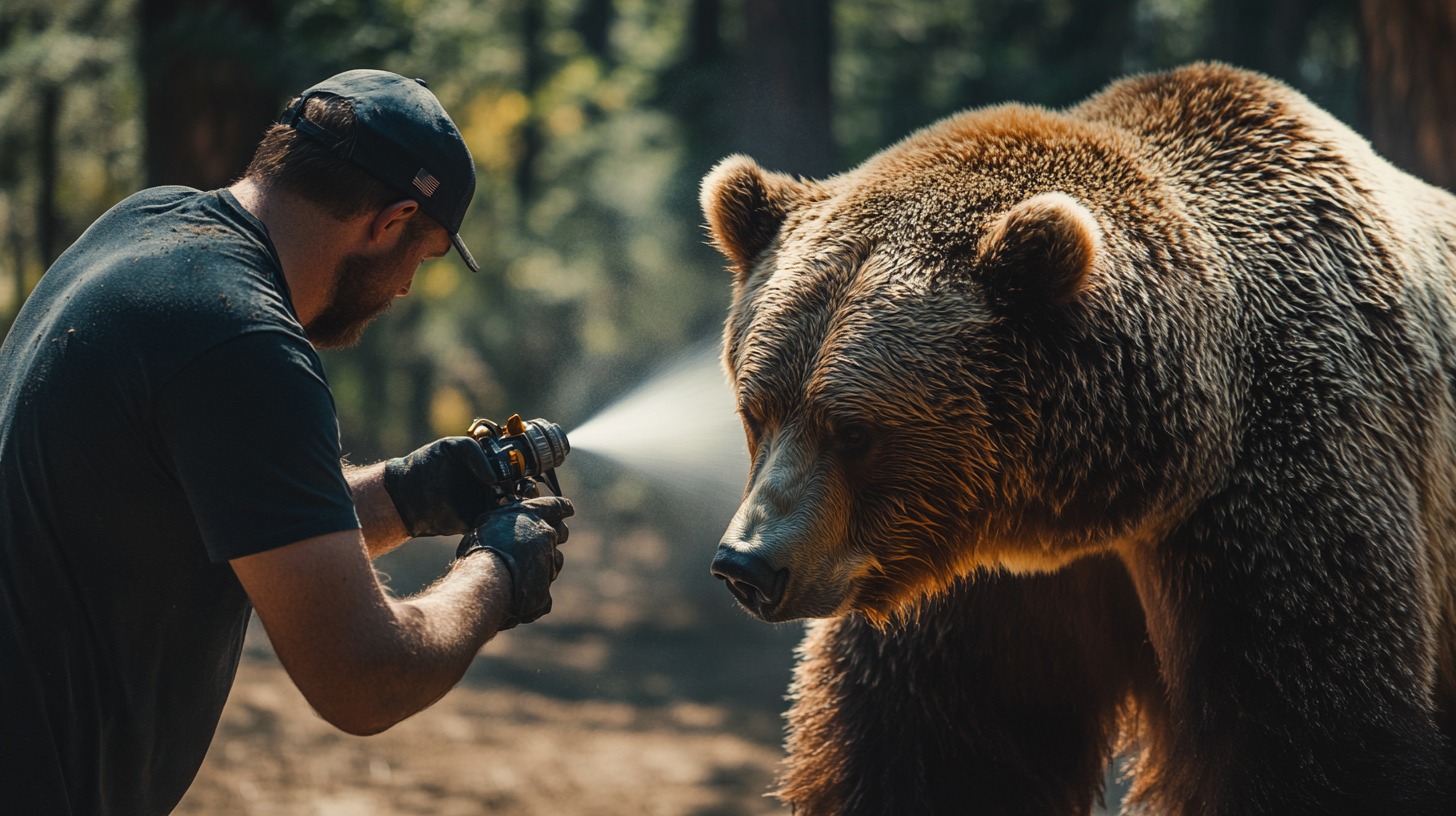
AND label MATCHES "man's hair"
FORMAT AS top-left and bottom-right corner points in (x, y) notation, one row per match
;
(245, 94), (427, 234)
